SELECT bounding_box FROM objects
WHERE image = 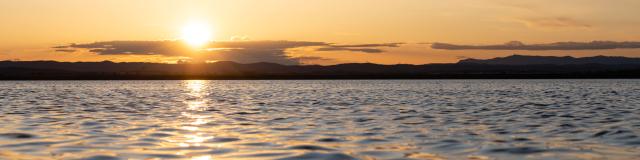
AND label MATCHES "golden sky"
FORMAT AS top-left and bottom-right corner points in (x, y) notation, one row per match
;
(1, 0), (639, 65)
